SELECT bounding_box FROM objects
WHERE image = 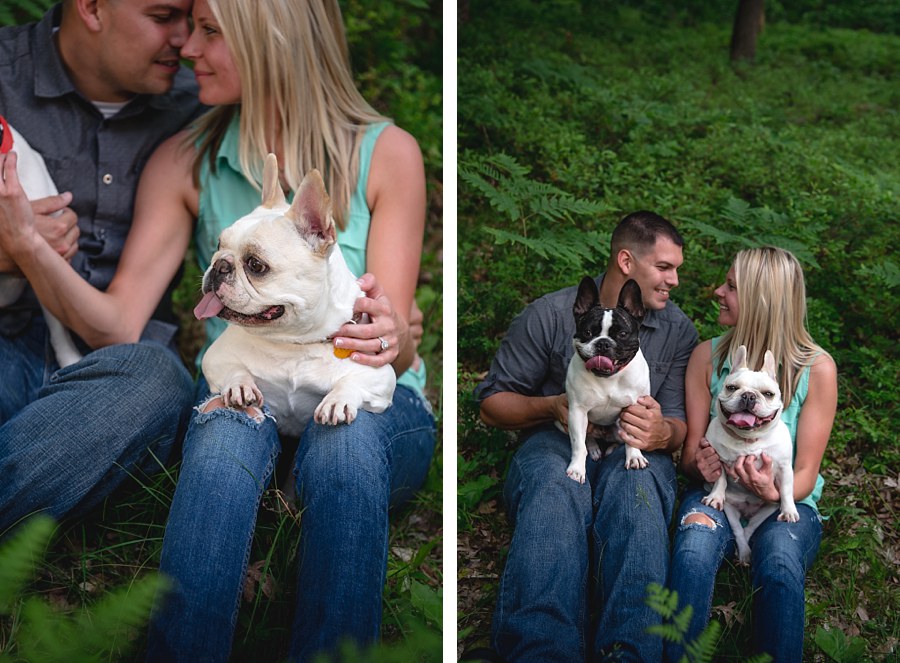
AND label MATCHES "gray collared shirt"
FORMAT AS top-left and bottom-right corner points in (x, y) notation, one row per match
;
(0, 4), (203, 341)
(474, 274), (699, 436)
